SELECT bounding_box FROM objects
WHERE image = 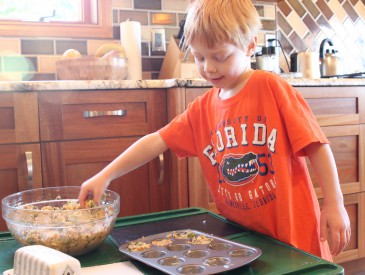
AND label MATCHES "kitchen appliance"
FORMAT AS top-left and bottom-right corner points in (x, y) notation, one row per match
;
(255, 46), (280, 74)
(290, 52), (320, 78)
(319, 38), (344, 77)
